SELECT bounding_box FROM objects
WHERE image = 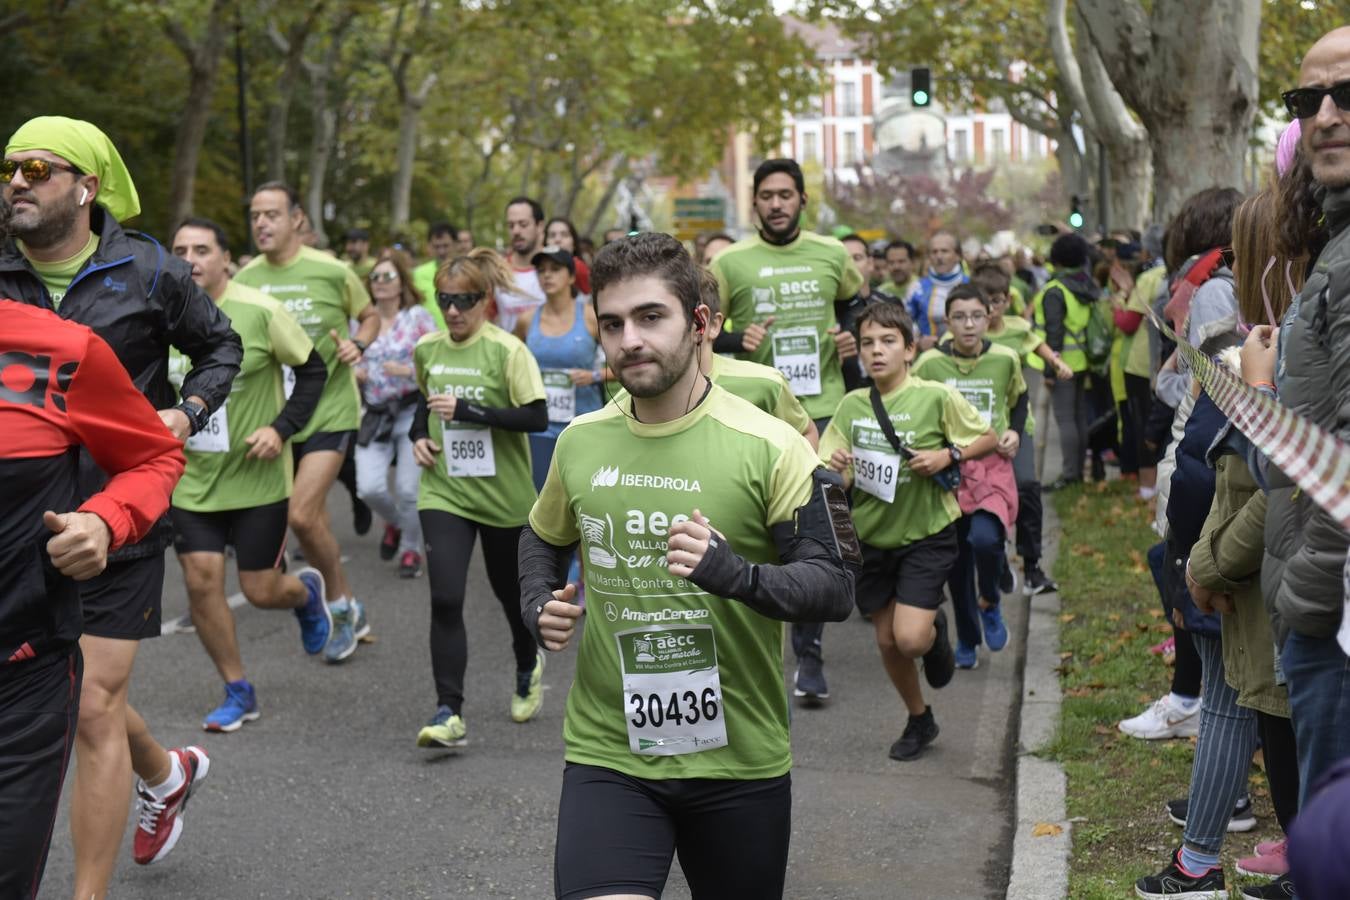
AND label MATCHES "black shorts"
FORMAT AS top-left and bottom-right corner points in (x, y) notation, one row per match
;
(80, 554), (165, 640)
(0, 649), (81, 900)
(171, 500), (289, 571)
(855, 523), (960, 614)
(293, 429), (355, 462)
(555, 762), (791, 900)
